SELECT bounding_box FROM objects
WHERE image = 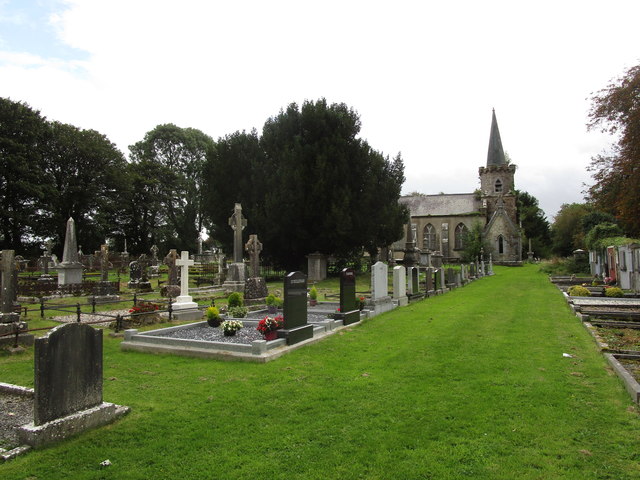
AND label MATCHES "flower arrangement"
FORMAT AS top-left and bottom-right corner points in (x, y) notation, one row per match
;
(129, 302), (160, 315)
(356, 296), (365, 310)
(220, 319), (243, 336)
(256, 315), (283, 335)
